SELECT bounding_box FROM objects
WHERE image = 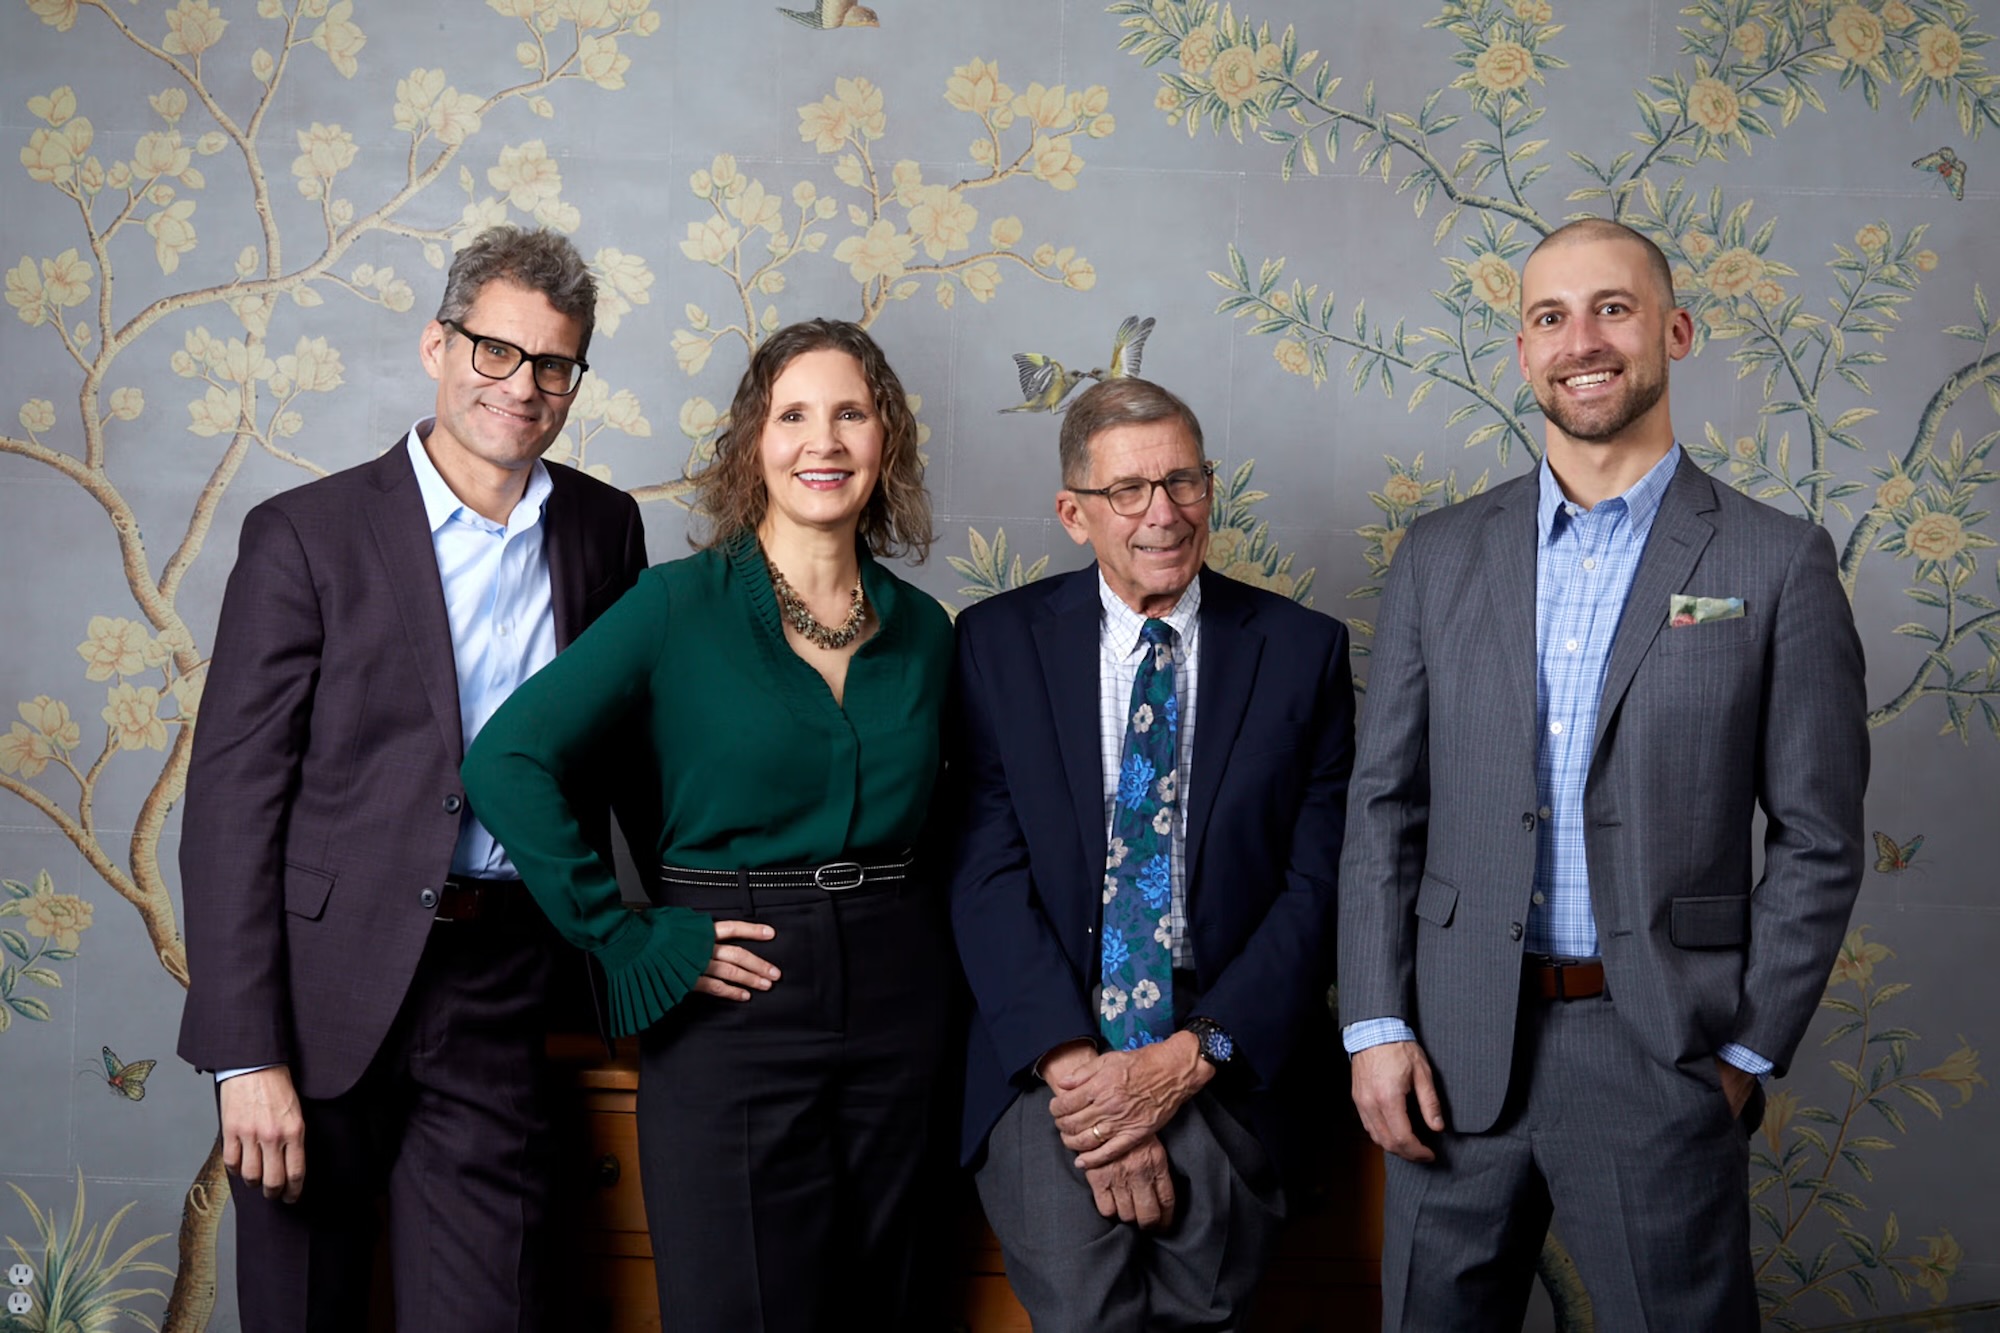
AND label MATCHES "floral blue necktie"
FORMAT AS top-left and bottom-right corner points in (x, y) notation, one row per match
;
(1099, 618), (1179, 1051)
